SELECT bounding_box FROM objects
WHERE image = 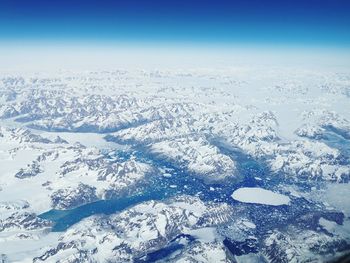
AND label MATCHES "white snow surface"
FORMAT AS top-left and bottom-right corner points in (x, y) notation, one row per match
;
(231, 187), (290, 206)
